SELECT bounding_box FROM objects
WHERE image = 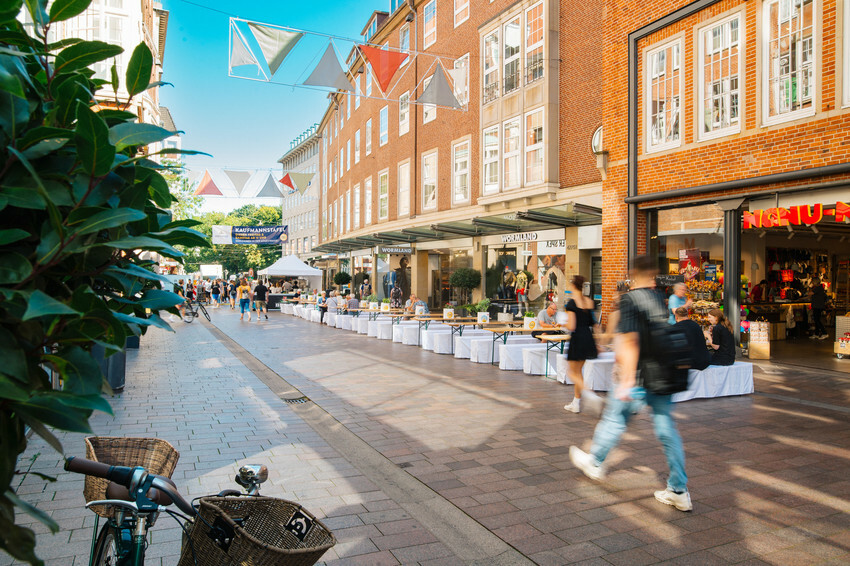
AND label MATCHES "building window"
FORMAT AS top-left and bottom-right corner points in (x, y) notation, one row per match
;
(503, 17), (521, 95)
(484, 30), (500, 103)
(525, 109), (543, 183)
(763, 0), (815, 124)
(346, 95), (351, 120)
(346, 139), (351, 170)
(503, 118), (521, 189)
(424, 0), (437, 48)
(423, 76), (436, 123)
(526, 2), (544, 84)
(400, 25), (410, 67)
(354, 129), (360, 163)
(646, 39), (682, 152)
(339, 148), (344, 178)
(355, 76), (361, 108)
(365, 64), (373, 97)
(455, 0), (469, 27)
(453, 54), (469, 106)
(379, 105), (388, 146)
(452, 141), (470, 204)
(345, 191), (351, 232)
(365, 177), (372, 225)
(354, 184), (360, 229)
(699, 14), (741, 139)
(378, 170), (389, 219)
(340, 101), (345, 130)
(399, 91), (410, 135)
(365, 118), (372, 155)
(333, 200), (338, 237)
(398, 161), (410, 216)
(483, 126), (499, 195)
(422, 151), (438, 209)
